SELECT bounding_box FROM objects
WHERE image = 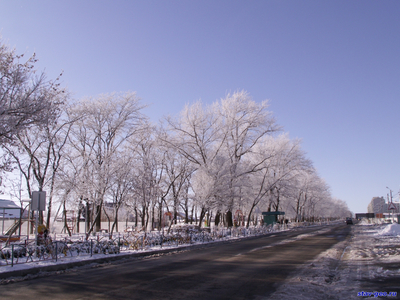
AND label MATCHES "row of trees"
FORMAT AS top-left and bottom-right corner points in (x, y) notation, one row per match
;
(0, 40), (351, 235)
